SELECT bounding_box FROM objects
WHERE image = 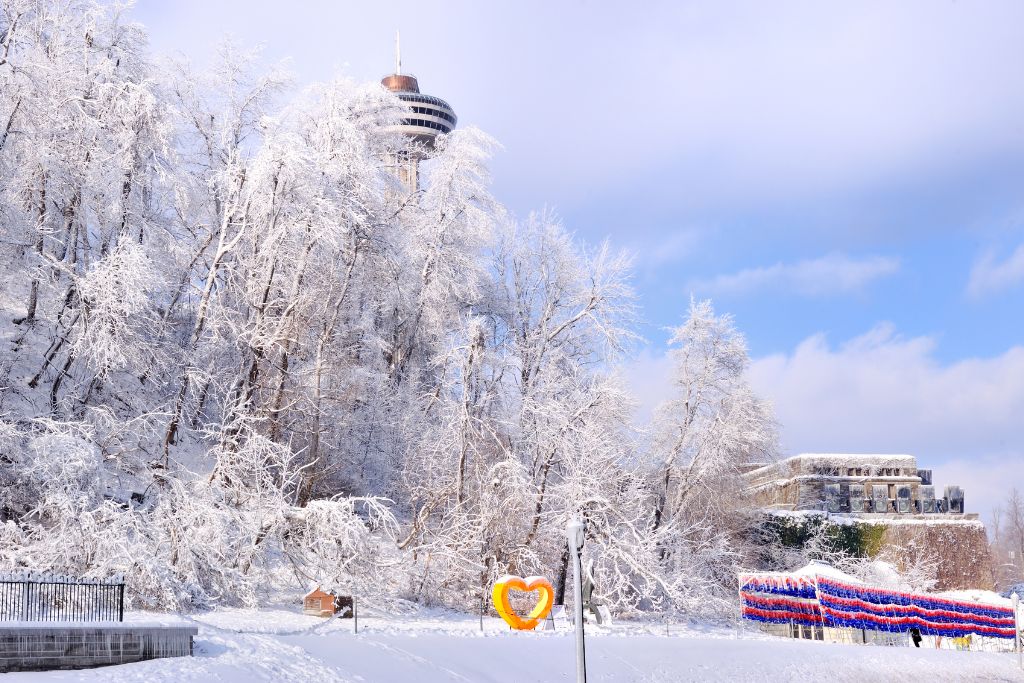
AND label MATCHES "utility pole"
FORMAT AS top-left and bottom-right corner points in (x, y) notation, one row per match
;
(1013, 592), (1021, 670)
(567, 519), (587, 683)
